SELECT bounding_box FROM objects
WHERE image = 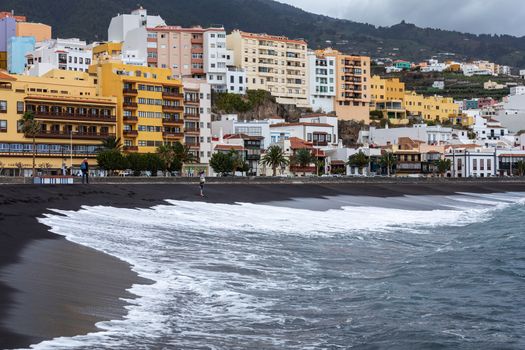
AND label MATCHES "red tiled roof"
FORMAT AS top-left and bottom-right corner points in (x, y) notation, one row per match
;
(289, 137), (313, 150)
(214, 144), (244, 151)
(0, 70), (16, 81)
